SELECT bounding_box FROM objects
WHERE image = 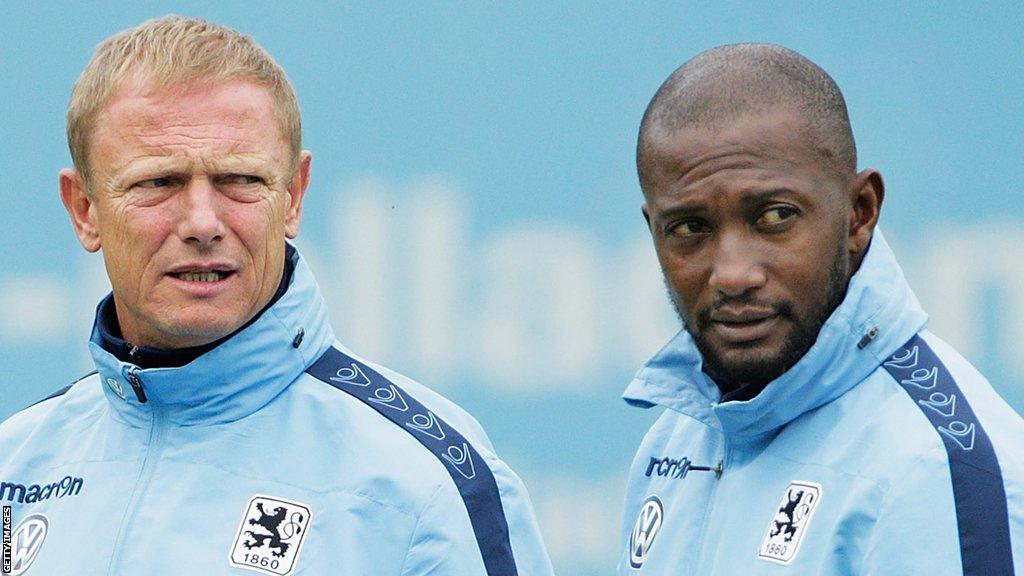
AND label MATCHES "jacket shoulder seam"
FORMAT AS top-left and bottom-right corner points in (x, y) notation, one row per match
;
(15, 370), (96, 416)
